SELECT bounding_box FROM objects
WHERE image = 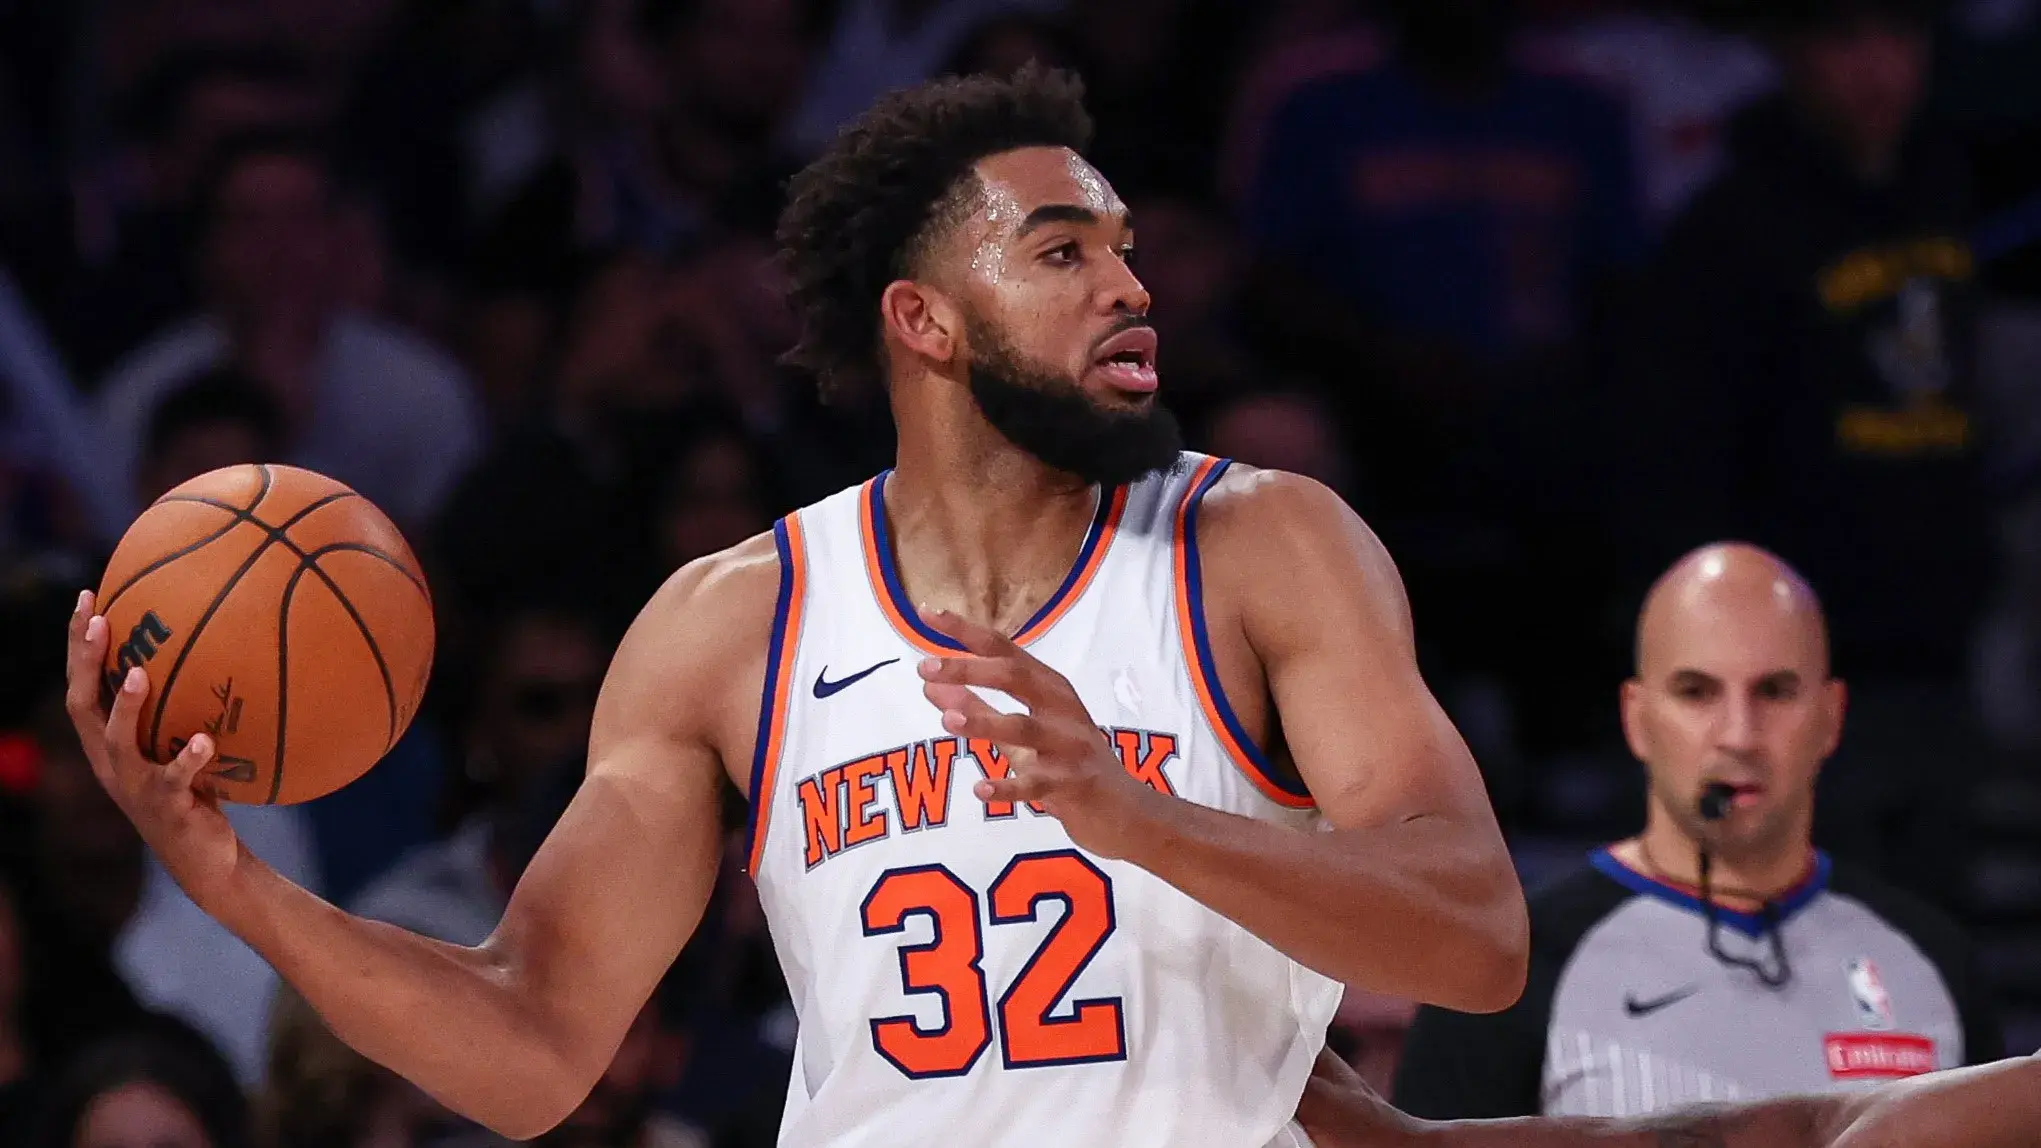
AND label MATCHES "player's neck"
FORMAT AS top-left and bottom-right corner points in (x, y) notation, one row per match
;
(1617, 828), (1816, 912)
(885, 438), (1101, 636)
